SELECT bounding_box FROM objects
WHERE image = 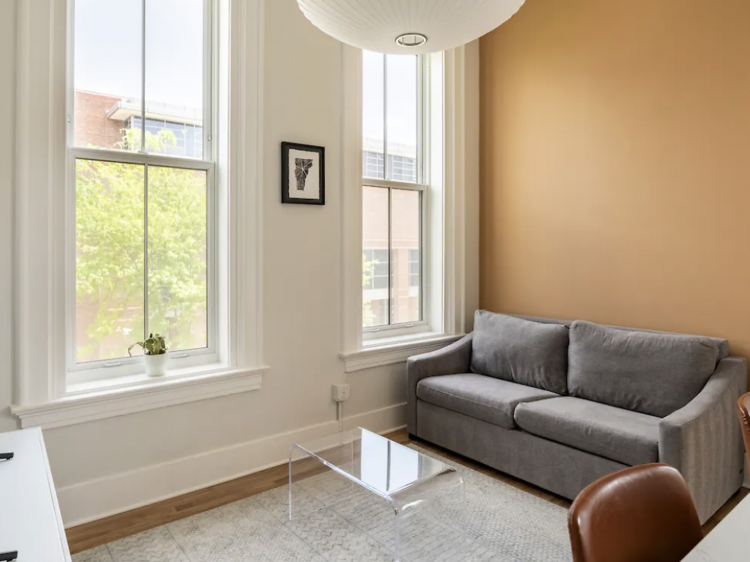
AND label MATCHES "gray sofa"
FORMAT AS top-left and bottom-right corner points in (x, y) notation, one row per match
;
(406, 311), (747, 523)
